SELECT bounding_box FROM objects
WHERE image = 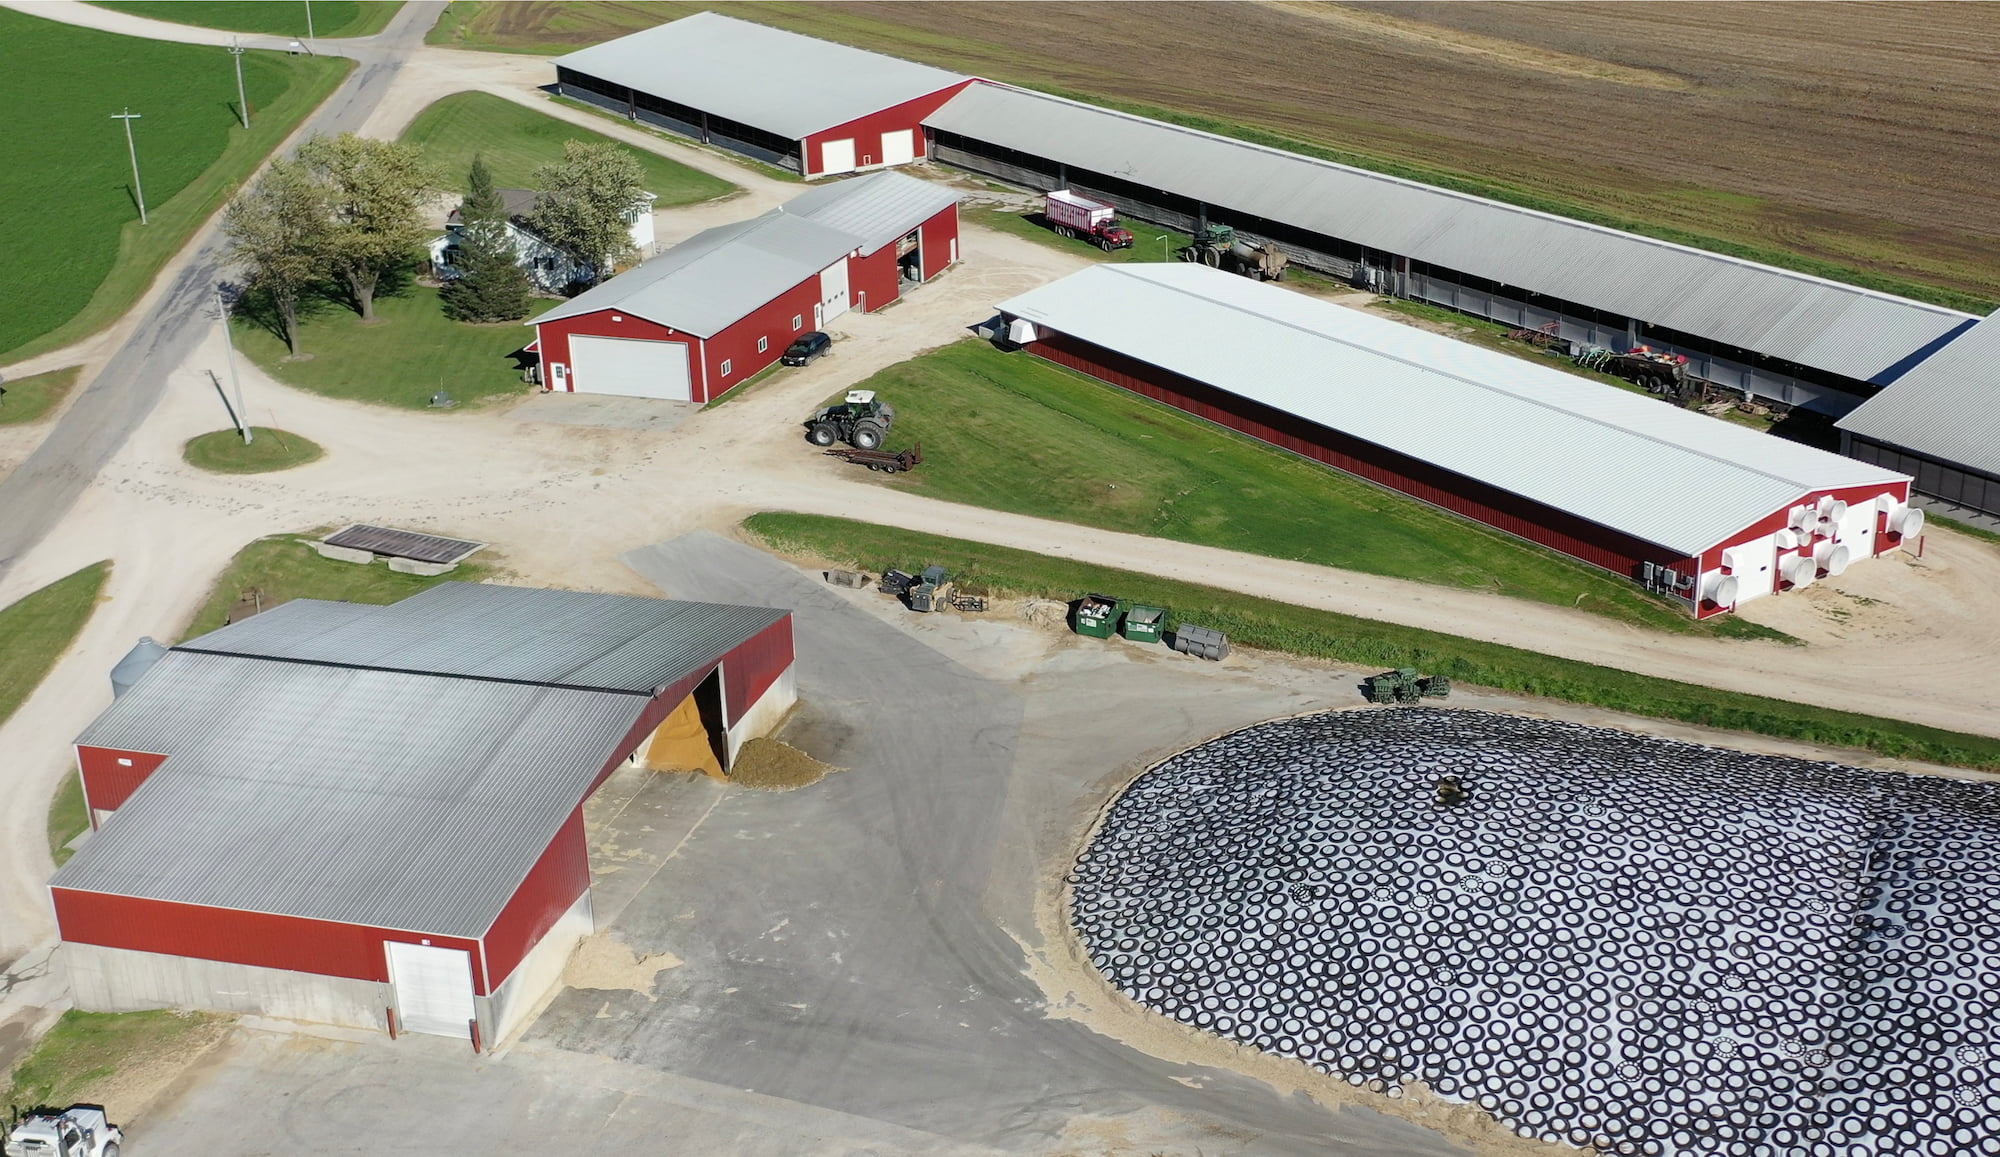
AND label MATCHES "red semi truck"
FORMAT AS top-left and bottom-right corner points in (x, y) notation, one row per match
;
(1044, 189), (1135, 251)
